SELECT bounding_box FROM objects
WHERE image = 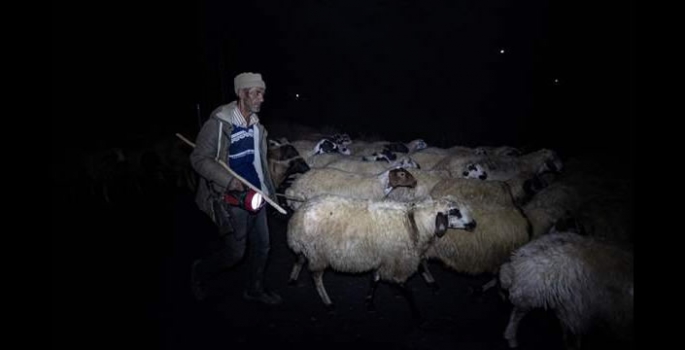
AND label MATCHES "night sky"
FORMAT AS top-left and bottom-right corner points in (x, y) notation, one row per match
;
(53, 0), (634, 158)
